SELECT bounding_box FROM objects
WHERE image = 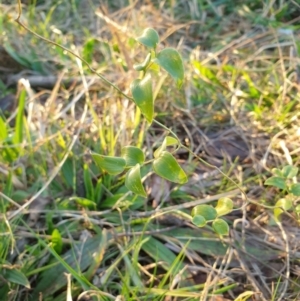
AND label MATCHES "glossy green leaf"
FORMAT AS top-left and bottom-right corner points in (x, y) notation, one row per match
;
(264, 176), (286, 190)
(274, 198), (292, 221)
(212, 219), (229, 236)
(282, 165), (298, 178)
(125, 164), (147, 197)
(215, 197), (233, 217)
(131, 74), (154, 123)
(51, 229), (63, 254)
(133, 53), (152, 71)
(154, 48), (184, 88)
(4, 268), (30, 288)
(192, 215), (206, 227)
(136, 28), (159, 49)
(91, 153), (126, 175)
(122, 146), (145, 167)
(69, 197), (96, 210)
(154, 136), (179, 158)
(290, 183), (300, 196)
(152, 151), (187, 184)
(191, 204), (217, 221)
